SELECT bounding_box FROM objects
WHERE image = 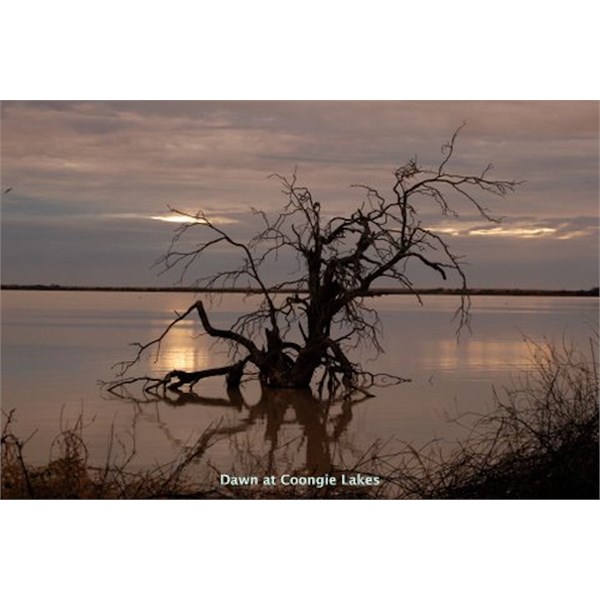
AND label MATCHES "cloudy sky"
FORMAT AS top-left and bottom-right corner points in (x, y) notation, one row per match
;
(1, 101), (598, 288)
